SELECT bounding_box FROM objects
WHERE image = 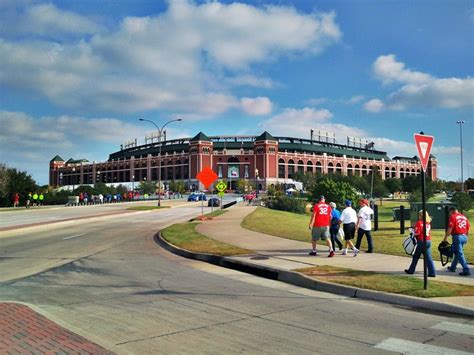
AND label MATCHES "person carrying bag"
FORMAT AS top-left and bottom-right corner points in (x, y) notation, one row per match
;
(404, 210), (436, 278)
